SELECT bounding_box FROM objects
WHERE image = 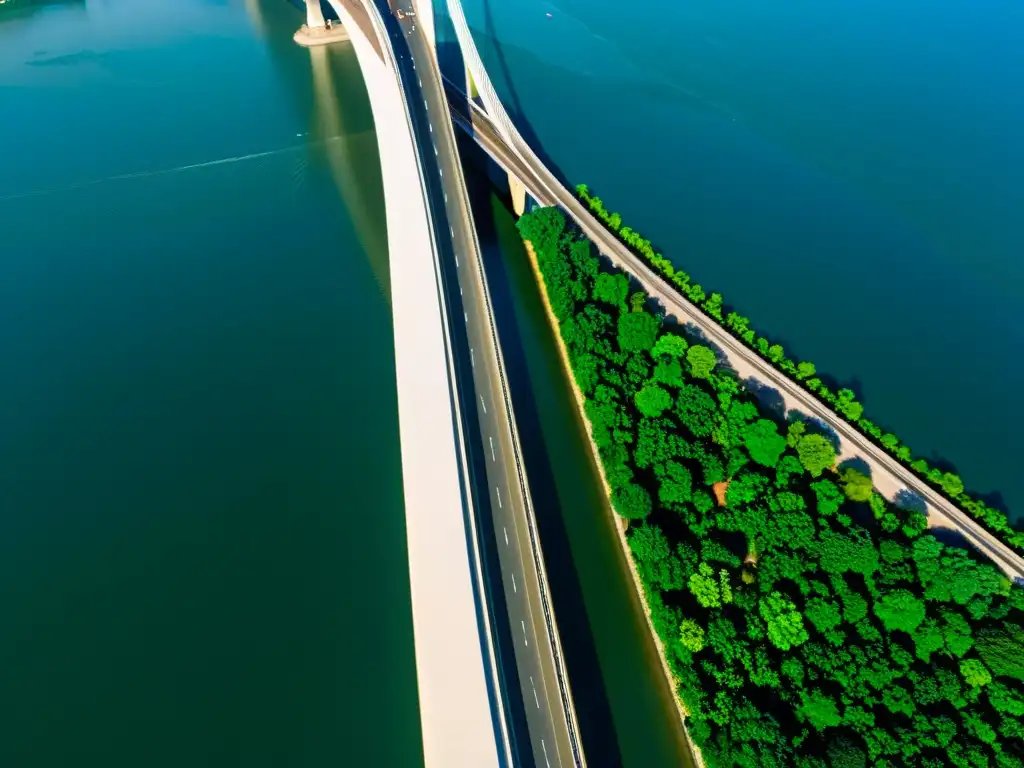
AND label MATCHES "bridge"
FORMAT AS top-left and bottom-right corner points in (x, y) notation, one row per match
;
(292, 0), (1024, 764)
(297, 0), (583, 766)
